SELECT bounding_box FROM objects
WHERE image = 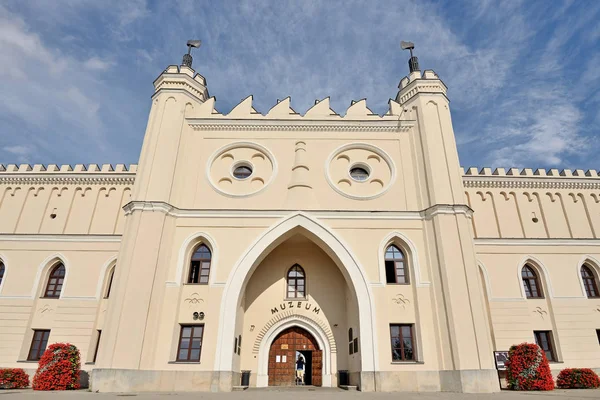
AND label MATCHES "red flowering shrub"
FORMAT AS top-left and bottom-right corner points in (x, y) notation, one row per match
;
(556, 368), (600, 389)
(0, 368), (29, 389)
(505, 343), (554, 391)
(32, 343), (81, 391)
